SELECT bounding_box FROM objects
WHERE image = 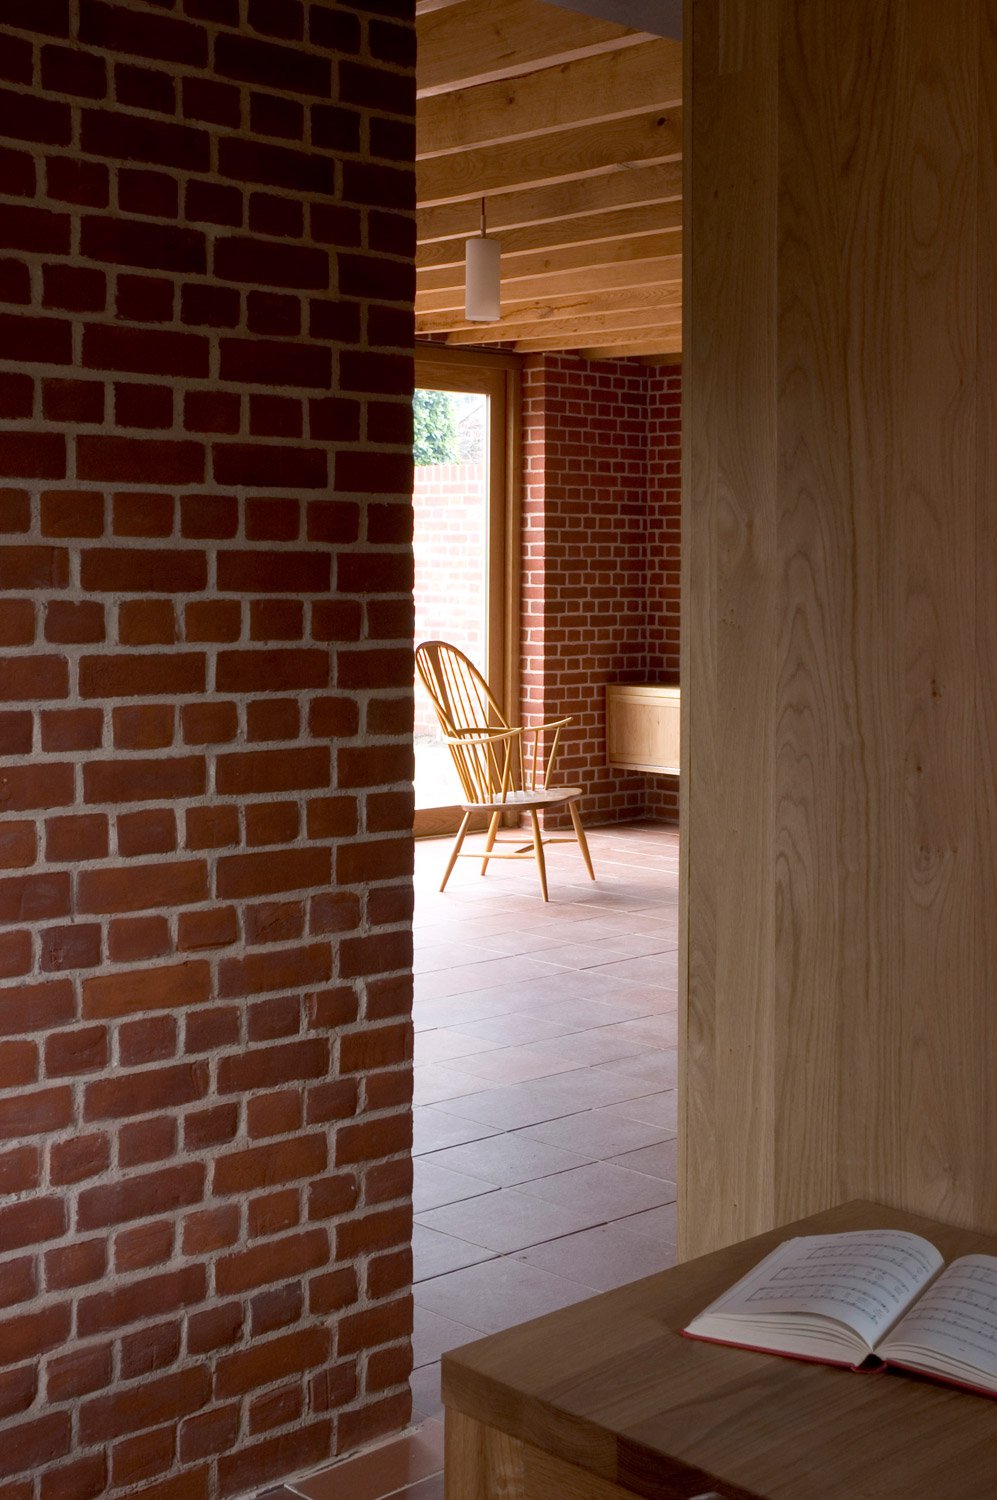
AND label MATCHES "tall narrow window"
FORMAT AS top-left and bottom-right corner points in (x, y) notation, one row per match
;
(412, 350), (519, 838)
